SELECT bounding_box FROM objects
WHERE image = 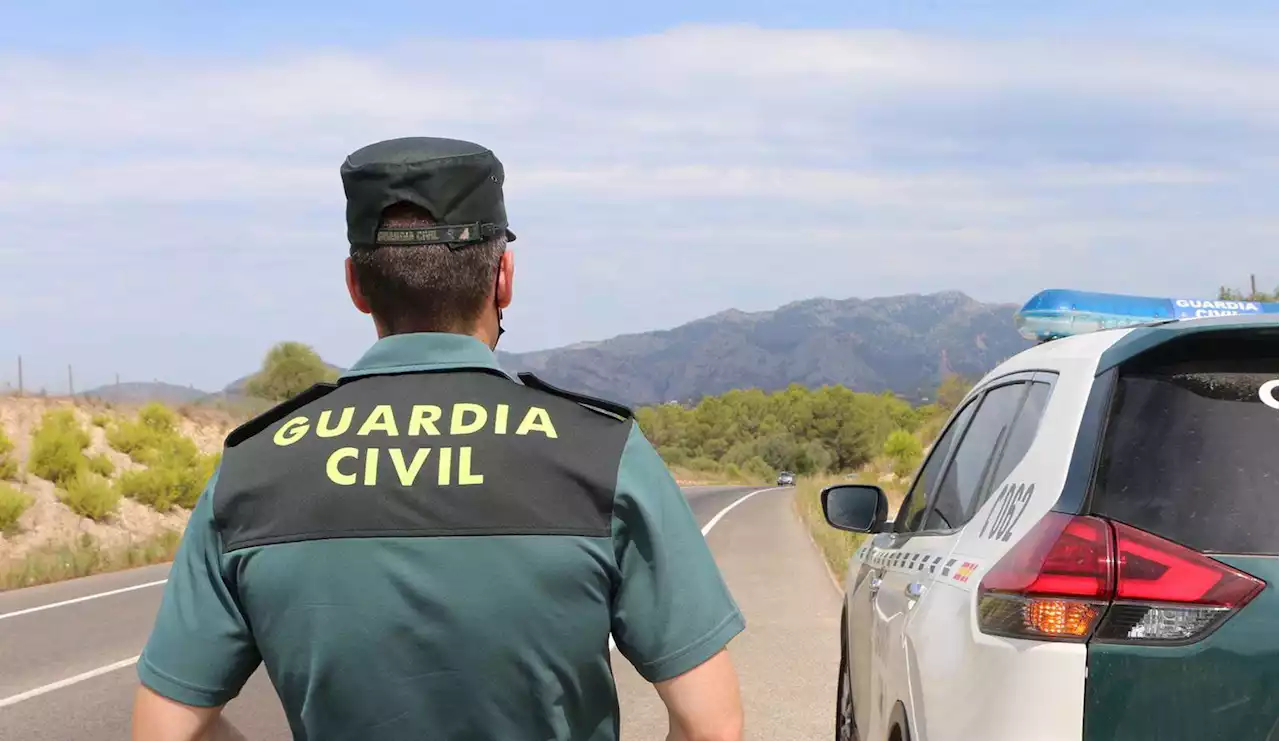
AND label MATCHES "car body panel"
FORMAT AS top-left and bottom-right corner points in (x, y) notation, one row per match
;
(1083, 553), (1278, 741)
